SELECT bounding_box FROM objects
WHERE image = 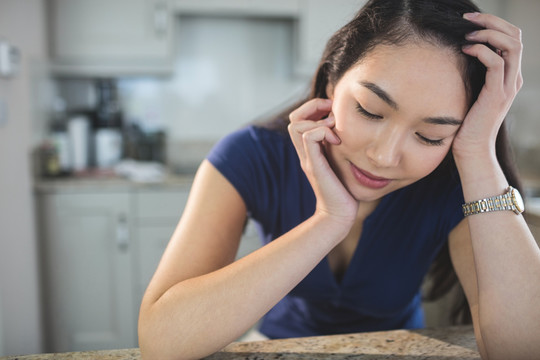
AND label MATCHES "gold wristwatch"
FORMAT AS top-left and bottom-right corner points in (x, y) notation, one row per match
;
(462, 186), (525, 217)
